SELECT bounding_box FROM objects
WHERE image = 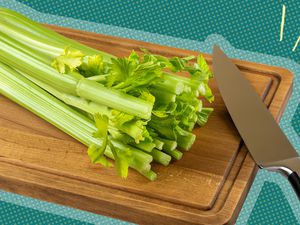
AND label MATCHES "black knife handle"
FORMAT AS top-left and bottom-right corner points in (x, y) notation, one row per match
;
(288, 172), (300, 200)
